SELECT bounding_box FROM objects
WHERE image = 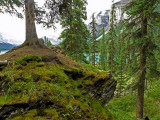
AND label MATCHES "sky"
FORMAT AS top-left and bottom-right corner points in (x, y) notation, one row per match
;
(0, 0), (120, 45)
